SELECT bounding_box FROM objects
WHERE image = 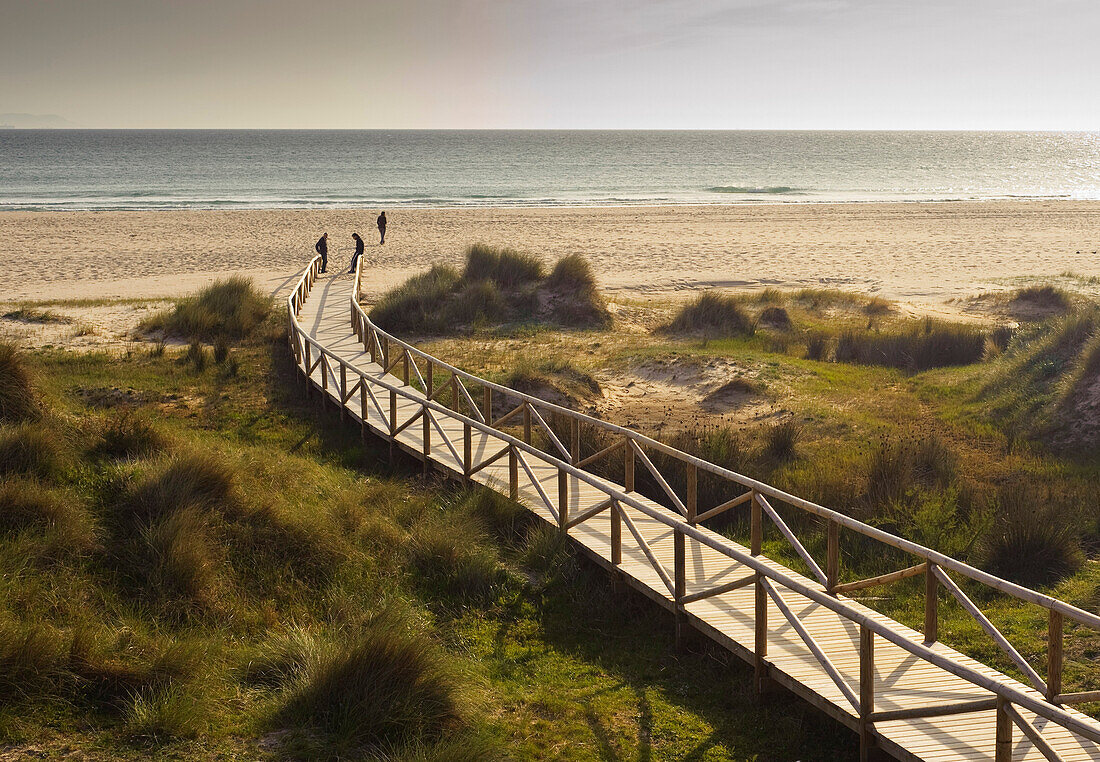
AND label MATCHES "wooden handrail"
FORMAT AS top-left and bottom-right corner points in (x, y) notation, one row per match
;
(286, 256), (1100, 748)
